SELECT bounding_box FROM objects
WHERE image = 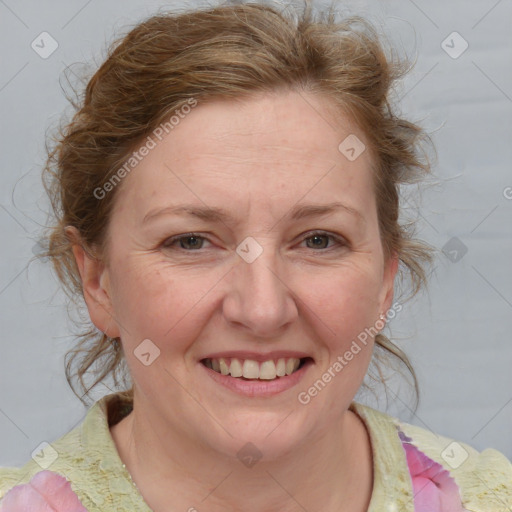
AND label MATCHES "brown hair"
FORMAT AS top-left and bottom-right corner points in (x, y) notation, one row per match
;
(40, 1), (434, 408)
